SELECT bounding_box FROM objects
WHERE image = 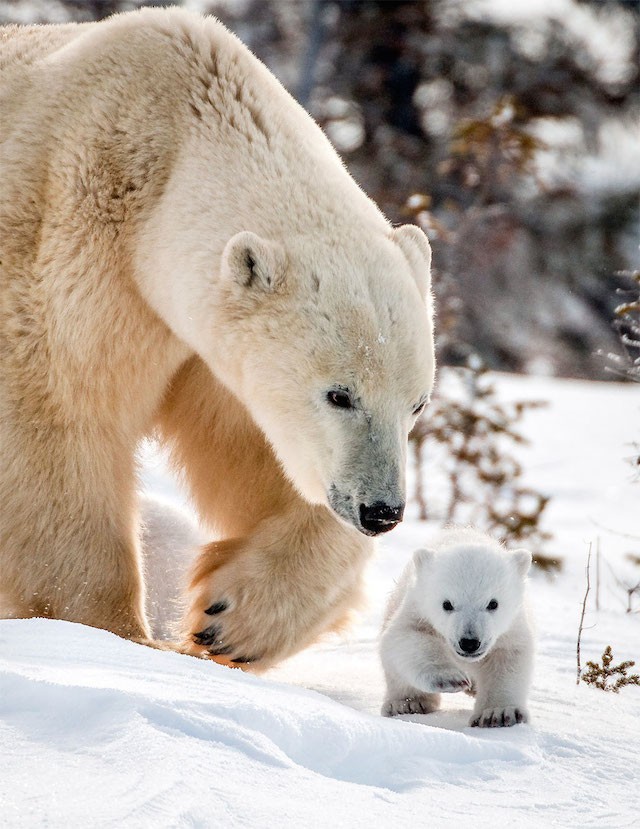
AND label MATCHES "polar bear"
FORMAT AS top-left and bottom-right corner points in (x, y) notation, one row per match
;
(0, 8), (434, 670)
(380, 529), (534, 727)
